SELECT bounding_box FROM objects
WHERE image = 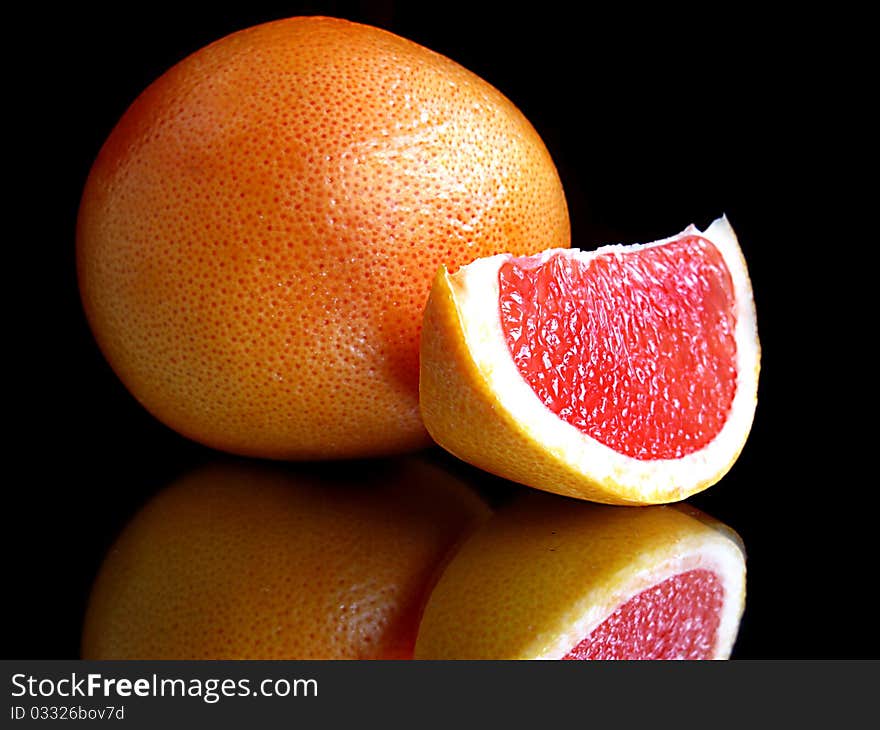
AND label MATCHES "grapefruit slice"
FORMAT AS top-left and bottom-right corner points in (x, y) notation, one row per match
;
(413, 491), (746, 659)
(420, 215), (759, 504)
(81, 457), (490, 659)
